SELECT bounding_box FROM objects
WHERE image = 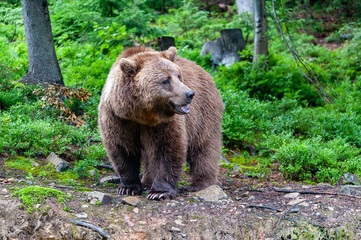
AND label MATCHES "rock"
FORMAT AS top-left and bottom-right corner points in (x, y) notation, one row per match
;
(34, 204), (41, 209)
(18, 179), (33, 185)
(284, 193), (300, 199)
(74, 212), (88, 219)
(339, 185), (361, 195)
(316, 183), (333, 188)
(90, 199), (97, 205)
(46, 152), (69, 172)
(247, 196), (255, 202)
(174, 219), (184, 226)
(240, 191), (249, 197)
(29, 159), (40, 167)
(336, 173), (360, 186)
(100, 175), (122, 185)
(122, 196), (140, 206)
(201, 38), (223, 65)
(132, 208), (139, 214)
(299, 202), (309, 207)
(193, 185), (228, 202)
(88, 170), (96, 177)
(170, 227), (181, 233)
(86, 191), (112, 205)
(287, 199), (306, 206)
